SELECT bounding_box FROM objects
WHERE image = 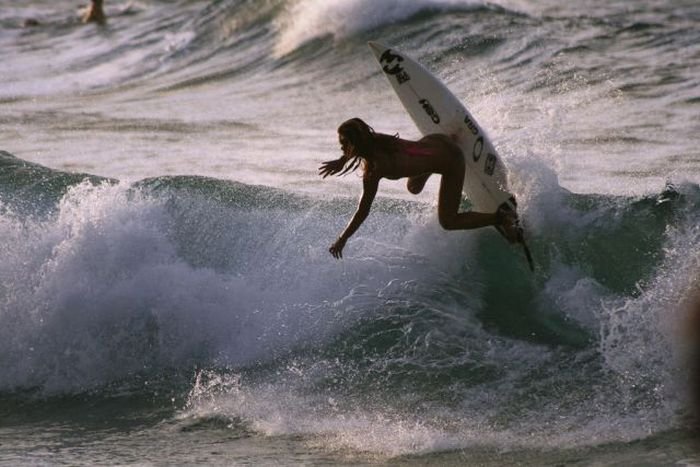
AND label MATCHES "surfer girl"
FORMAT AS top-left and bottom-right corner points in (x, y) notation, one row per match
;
(22, 0), (106, 27)
(82, 0), (106, 24)
(319, 118), (518, 259)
